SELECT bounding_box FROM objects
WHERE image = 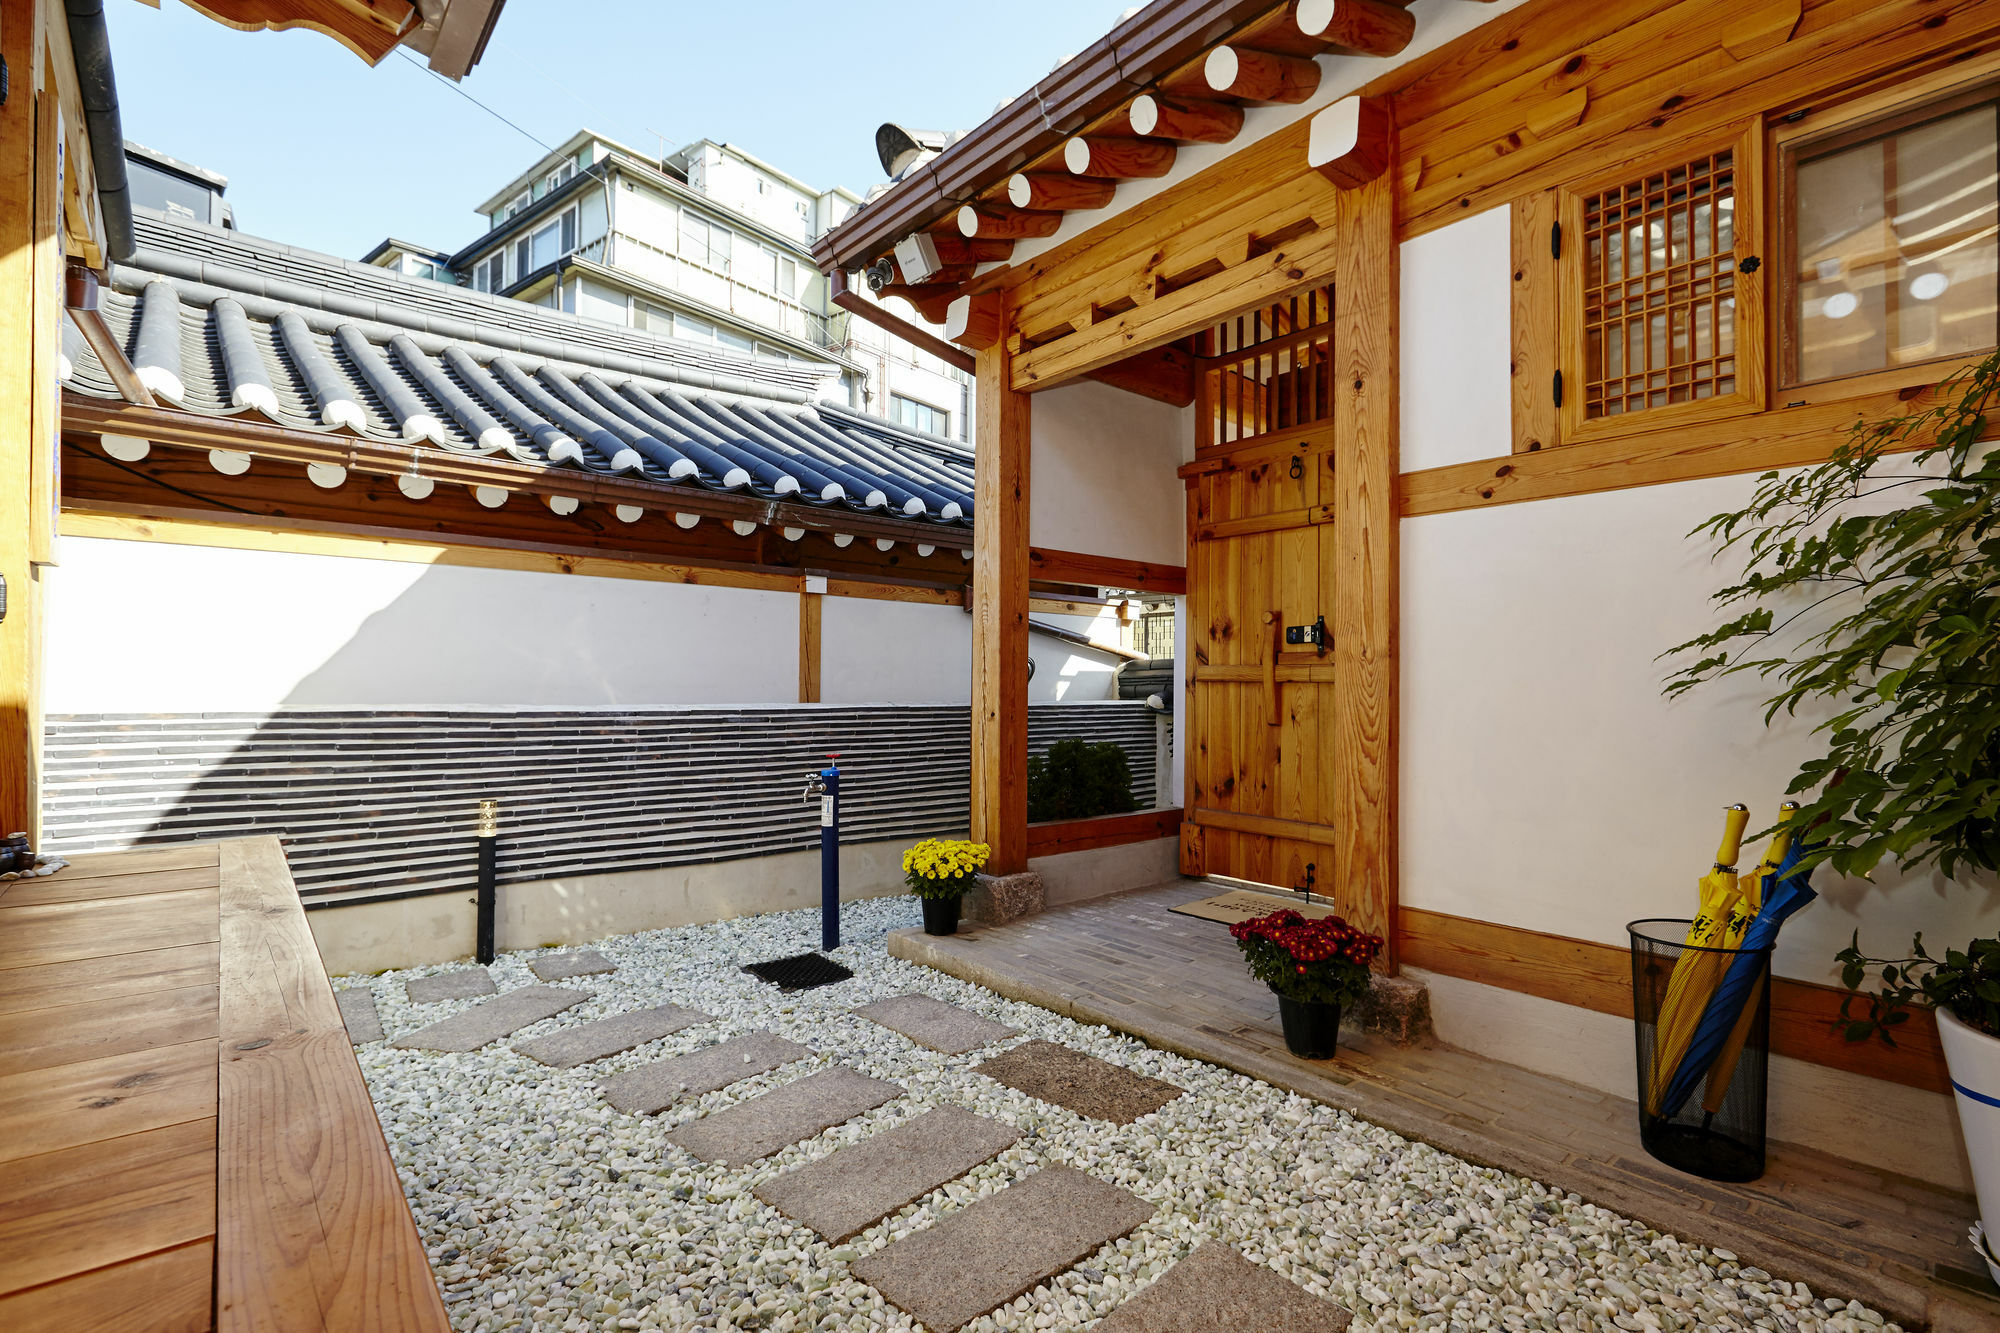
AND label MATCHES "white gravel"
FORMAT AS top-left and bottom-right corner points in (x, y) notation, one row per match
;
(349, 898), (1902, 1333)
